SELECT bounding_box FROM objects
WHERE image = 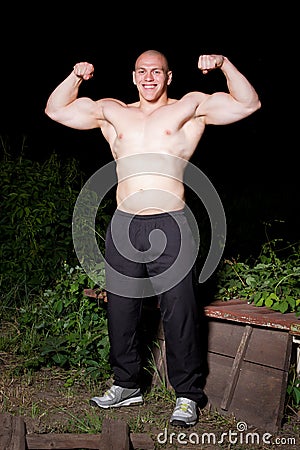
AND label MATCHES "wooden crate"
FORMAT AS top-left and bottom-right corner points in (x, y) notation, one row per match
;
(204, 300), (299, 432)
(152, 299), (300, 433)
